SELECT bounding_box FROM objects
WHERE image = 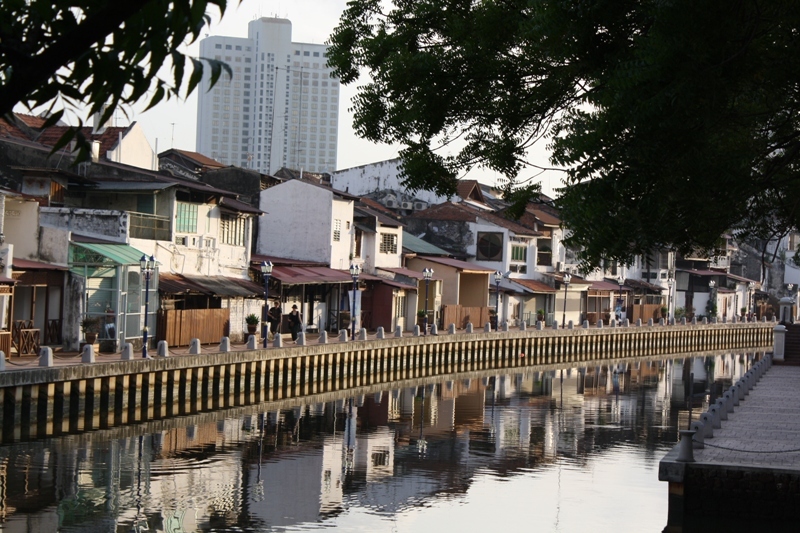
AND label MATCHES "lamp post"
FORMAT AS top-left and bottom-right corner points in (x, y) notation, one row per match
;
(747, 281), (755, 320)
(261, 261), (273, 348)
(494, 270), (503, 331)
(139, 255), (155, 358)
(617, 274), (624, 322)
(788, 284), (795, 323)
(668, 277), (675, 322)
(349, 263), (360, 341)
(708, 280), (716, 320)
(561, 272), (571, 329)
(423, 268), (433, 335)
